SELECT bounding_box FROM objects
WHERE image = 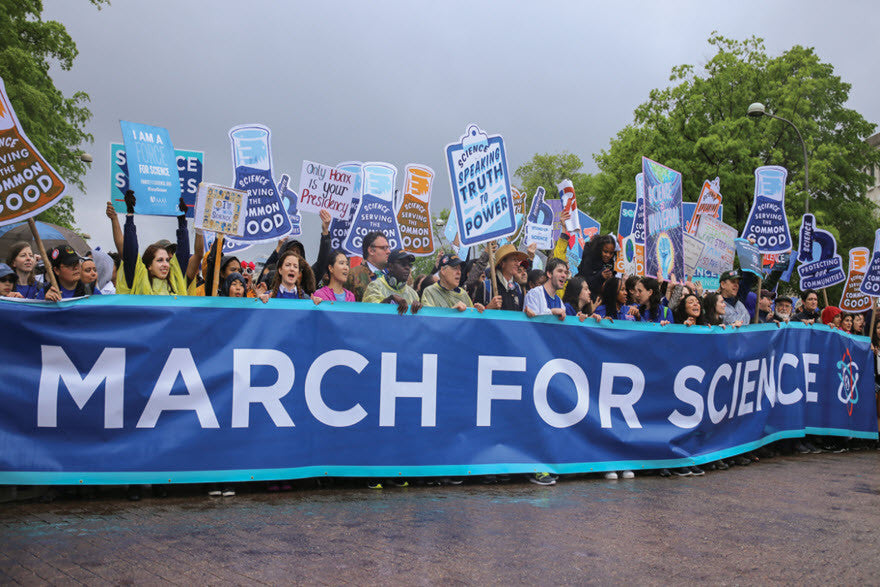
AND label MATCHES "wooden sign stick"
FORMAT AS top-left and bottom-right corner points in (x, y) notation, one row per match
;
(28, 218), (58, 290)
(211, 234), (224, 297)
